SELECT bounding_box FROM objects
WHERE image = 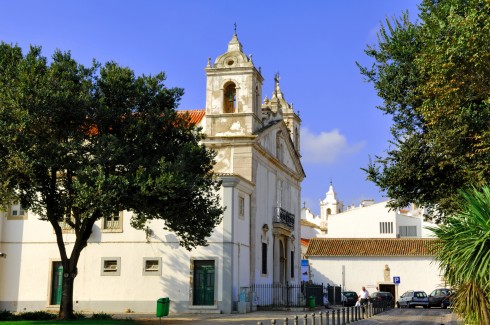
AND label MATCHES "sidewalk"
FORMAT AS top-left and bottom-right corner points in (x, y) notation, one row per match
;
(117, 307), (461, 325)
(117, 307), (326, 324)
(117, 306), (369, 324)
